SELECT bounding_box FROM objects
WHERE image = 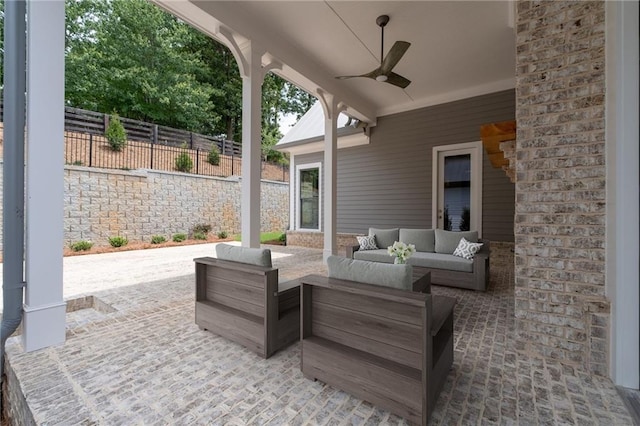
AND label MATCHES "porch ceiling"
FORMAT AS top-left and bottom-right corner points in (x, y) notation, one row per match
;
(154, 1), (516, 122)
